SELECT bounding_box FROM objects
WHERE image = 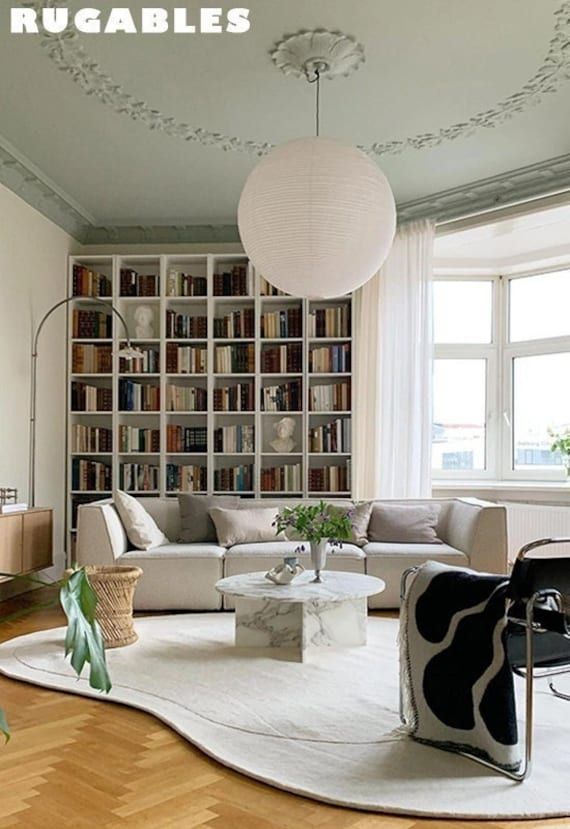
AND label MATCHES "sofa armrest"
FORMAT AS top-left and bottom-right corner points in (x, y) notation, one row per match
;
(441, 498), (508, 575)
(76, 501), (128, 566)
